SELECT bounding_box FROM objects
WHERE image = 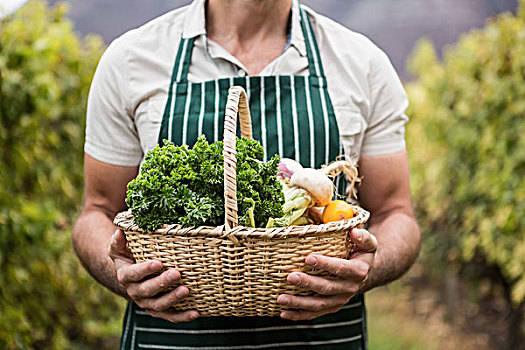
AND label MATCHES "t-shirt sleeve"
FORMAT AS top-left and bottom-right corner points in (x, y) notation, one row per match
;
(84, 38), (143, 166)
(361, 50), (409, 156)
